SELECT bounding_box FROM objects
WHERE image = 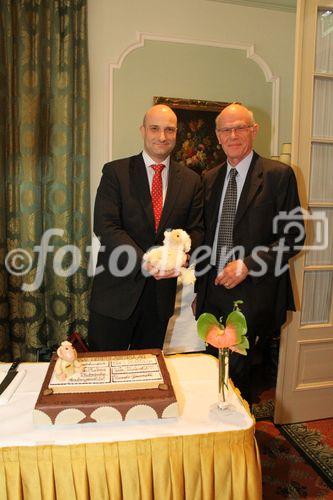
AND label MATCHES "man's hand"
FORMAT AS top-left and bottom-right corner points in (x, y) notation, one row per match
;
(214, 259), (248, 288)
(142, 252), (189, 280)
(153, 269), (180, 280)
(143, 261), (180, 280)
